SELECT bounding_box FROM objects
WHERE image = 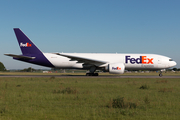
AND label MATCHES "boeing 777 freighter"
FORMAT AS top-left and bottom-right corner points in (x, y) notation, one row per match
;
(5, 28), (177, 76)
